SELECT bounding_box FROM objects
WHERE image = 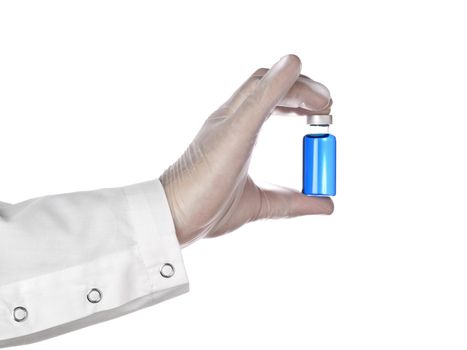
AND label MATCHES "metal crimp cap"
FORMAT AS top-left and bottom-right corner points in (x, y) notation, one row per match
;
(306, 114), (333, 126)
